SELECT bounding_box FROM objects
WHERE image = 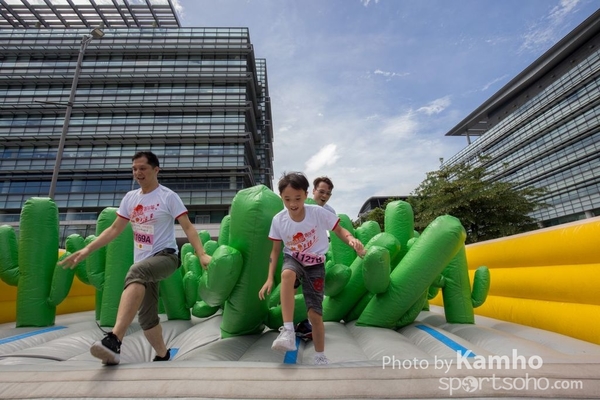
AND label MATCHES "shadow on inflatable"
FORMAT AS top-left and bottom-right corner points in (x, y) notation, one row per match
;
(1, 186), (599, 399)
